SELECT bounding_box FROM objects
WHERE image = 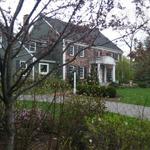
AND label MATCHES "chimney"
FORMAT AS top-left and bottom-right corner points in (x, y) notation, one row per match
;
(23, 14), (29, 25)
